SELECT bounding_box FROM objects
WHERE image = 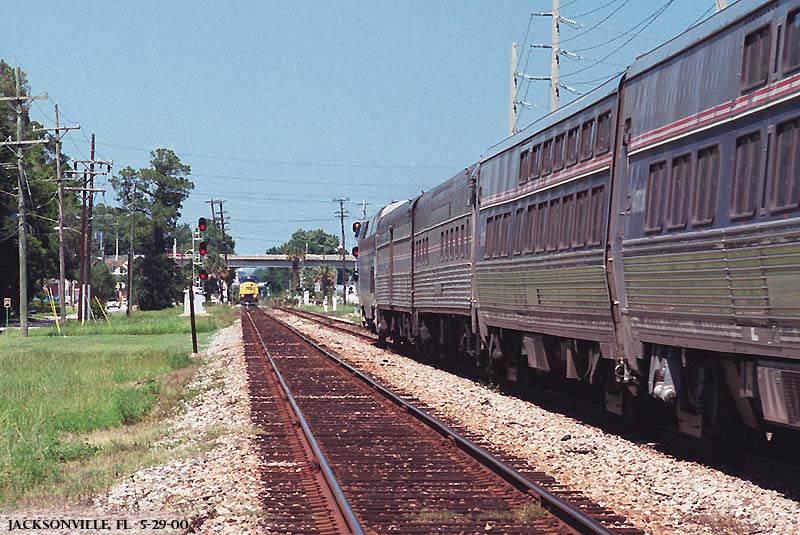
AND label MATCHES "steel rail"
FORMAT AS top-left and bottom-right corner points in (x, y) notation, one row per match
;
(266, 308), (618, 535)
(244, 309), (365, 535)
